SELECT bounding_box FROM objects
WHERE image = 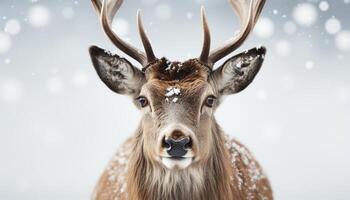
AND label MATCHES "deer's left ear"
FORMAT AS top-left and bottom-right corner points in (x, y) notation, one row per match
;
(209, 46), (266, 96)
